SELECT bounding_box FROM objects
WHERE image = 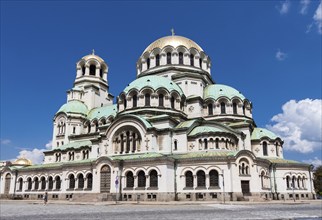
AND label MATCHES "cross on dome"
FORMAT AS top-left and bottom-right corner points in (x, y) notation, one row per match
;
(171, 28), (175, 36)
(92, 49), (95, 55)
